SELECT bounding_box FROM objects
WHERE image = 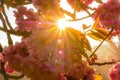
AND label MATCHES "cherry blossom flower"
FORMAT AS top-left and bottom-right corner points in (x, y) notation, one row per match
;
(2, 40), (29, 70)
(66, 62), (96, 80)
(0, 53), (14, 73)
(4, 62), (14, 73)
(57, 73), (67, 80)
(2, 27), (70, 80)
(32, 0), (59, 10)
(32, 0), (64, 20)
(109, 62), (120, 80)
(94, 0), (120, 36)
(14, 6), (41, 32)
